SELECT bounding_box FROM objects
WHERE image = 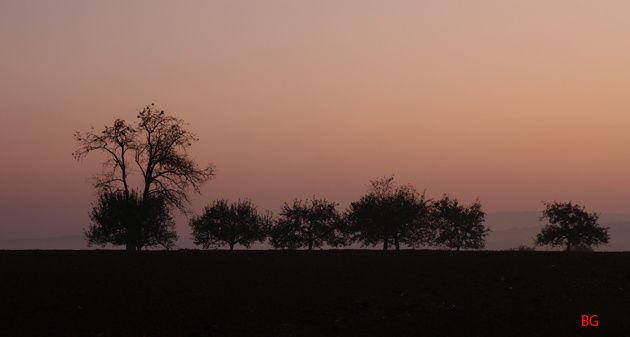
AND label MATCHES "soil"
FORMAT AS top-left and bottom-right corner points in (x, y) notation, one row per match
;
(1, 250), (628, 337)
